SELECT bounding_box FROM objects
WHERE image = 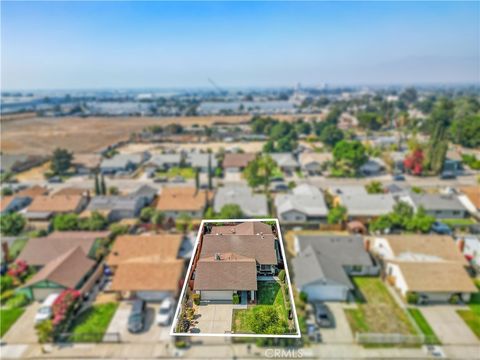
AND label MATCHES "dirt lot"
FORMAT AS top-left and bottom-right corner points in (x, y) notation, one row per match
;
(1, 113), (322, 155)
